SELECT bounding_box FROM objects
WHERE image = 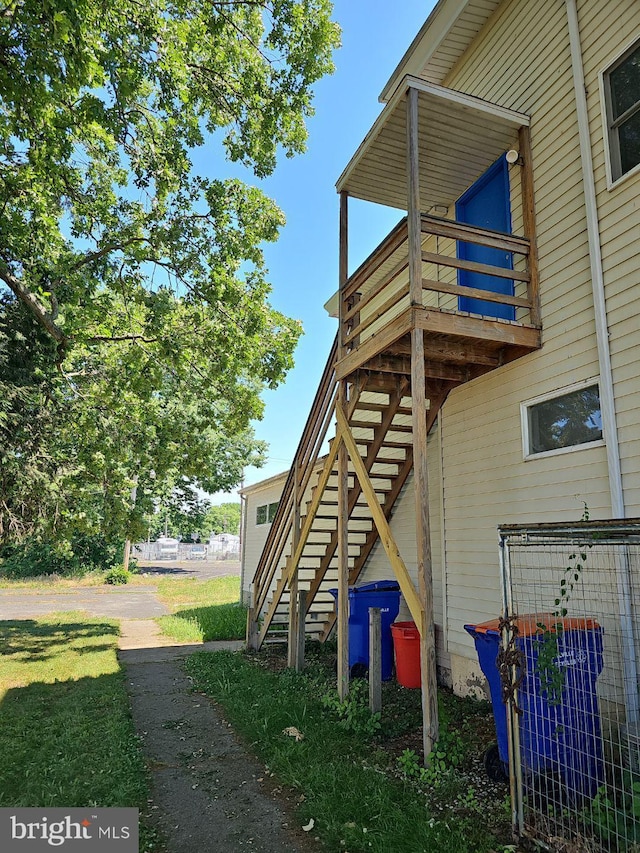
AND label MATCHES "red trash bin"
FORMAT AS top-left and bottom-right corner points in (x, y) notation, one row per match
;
(391, 621), (421, 688)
